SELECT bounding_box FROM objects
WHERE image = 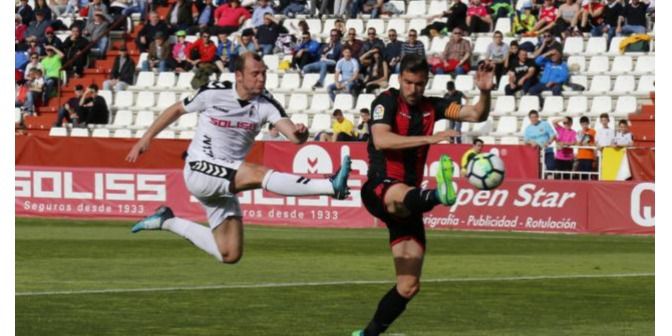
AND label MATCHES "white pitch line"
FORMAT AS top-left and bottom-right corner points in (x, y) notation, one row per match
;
(16, 273), (654, 297)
